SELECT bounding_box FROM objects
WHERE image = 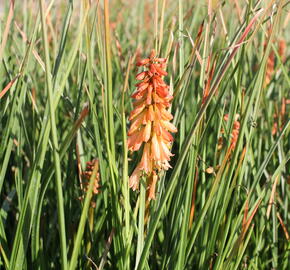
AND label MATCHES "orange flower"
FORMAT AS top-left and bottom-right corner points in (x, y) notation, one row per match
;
(272, 98), (289, 136)
(82, 159), (101, 195)
(80, 159), (100, 207)
(128, 50), (177, 200)
(218, 114), (240, 151)
(223, 114), (240, 150)
(264, 39), (286, 87)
